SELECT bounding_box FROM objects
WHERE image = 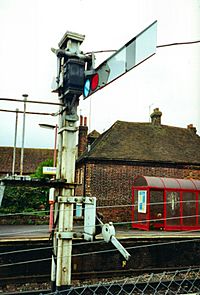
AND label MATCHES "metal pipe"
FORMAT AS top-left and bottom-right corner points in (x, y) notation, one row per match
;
(12, 108), (19, 175)
(53, 125), (58, 167)
(20, 94), (28, 175)
(51, 105), (63, 290)
(39, 122), (58, 233)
